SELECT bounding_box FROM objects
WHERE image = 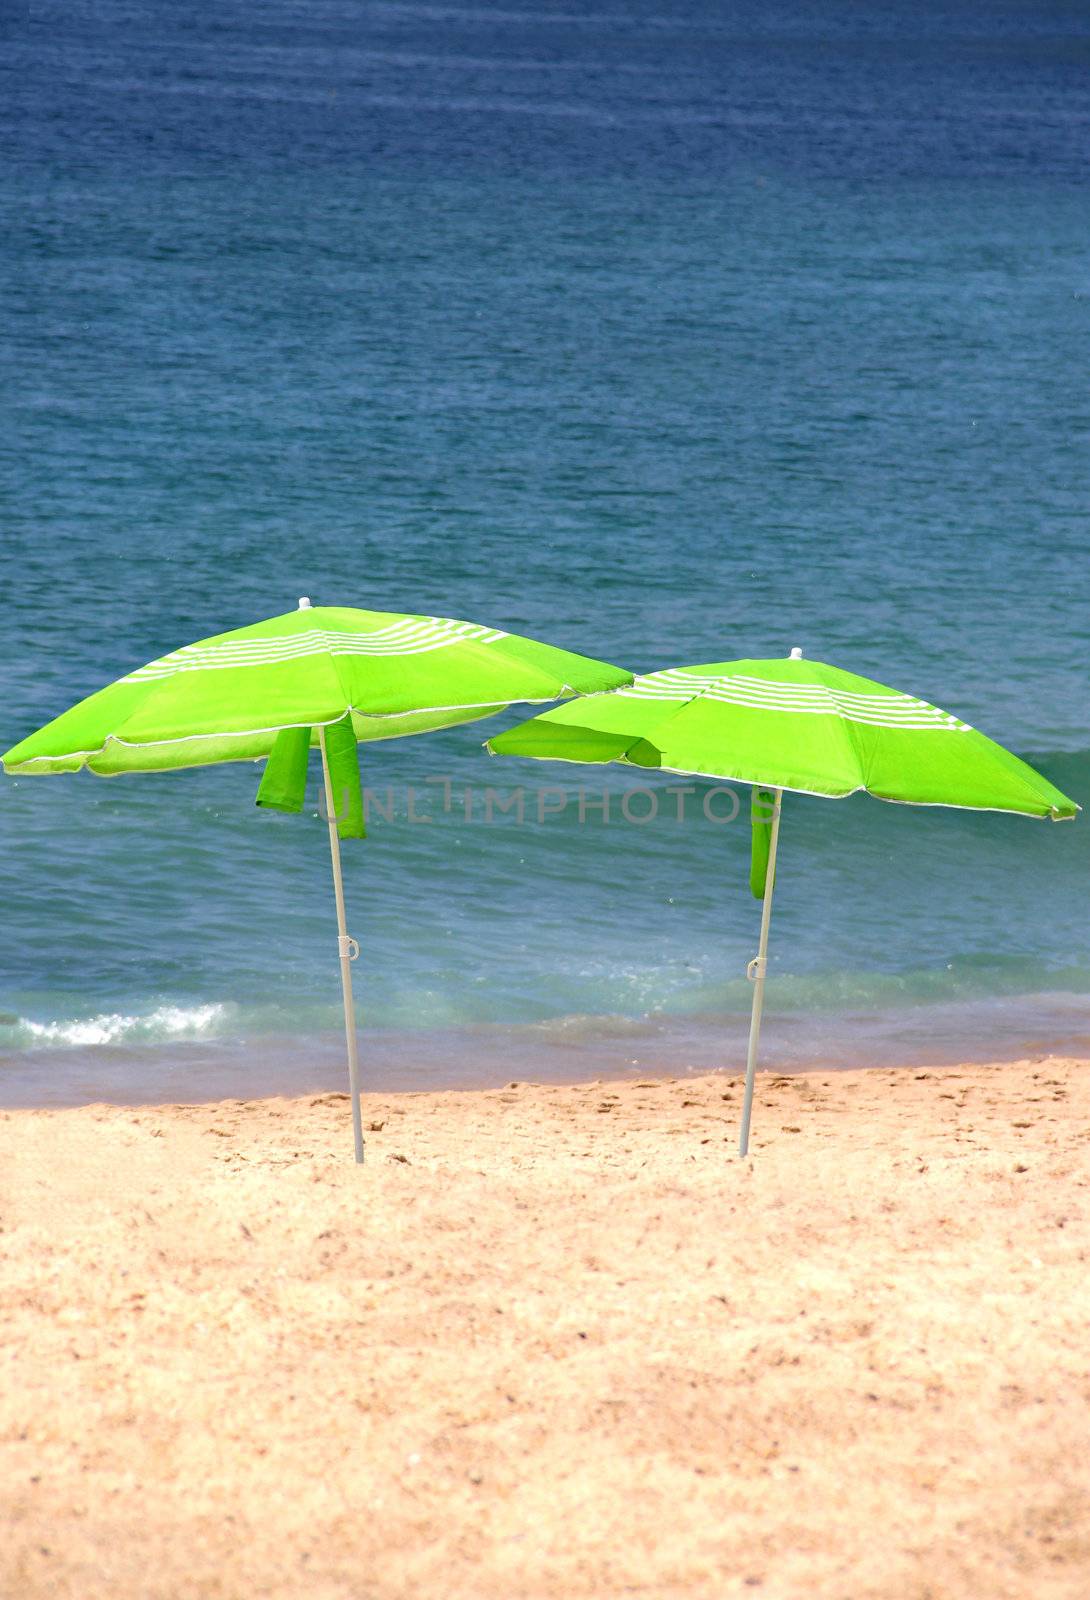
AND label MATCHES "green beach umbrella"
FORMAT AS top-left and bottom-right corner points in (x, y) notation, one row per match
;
(487, 648), (1078, 1156)
(3, 599), (632, 1161)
